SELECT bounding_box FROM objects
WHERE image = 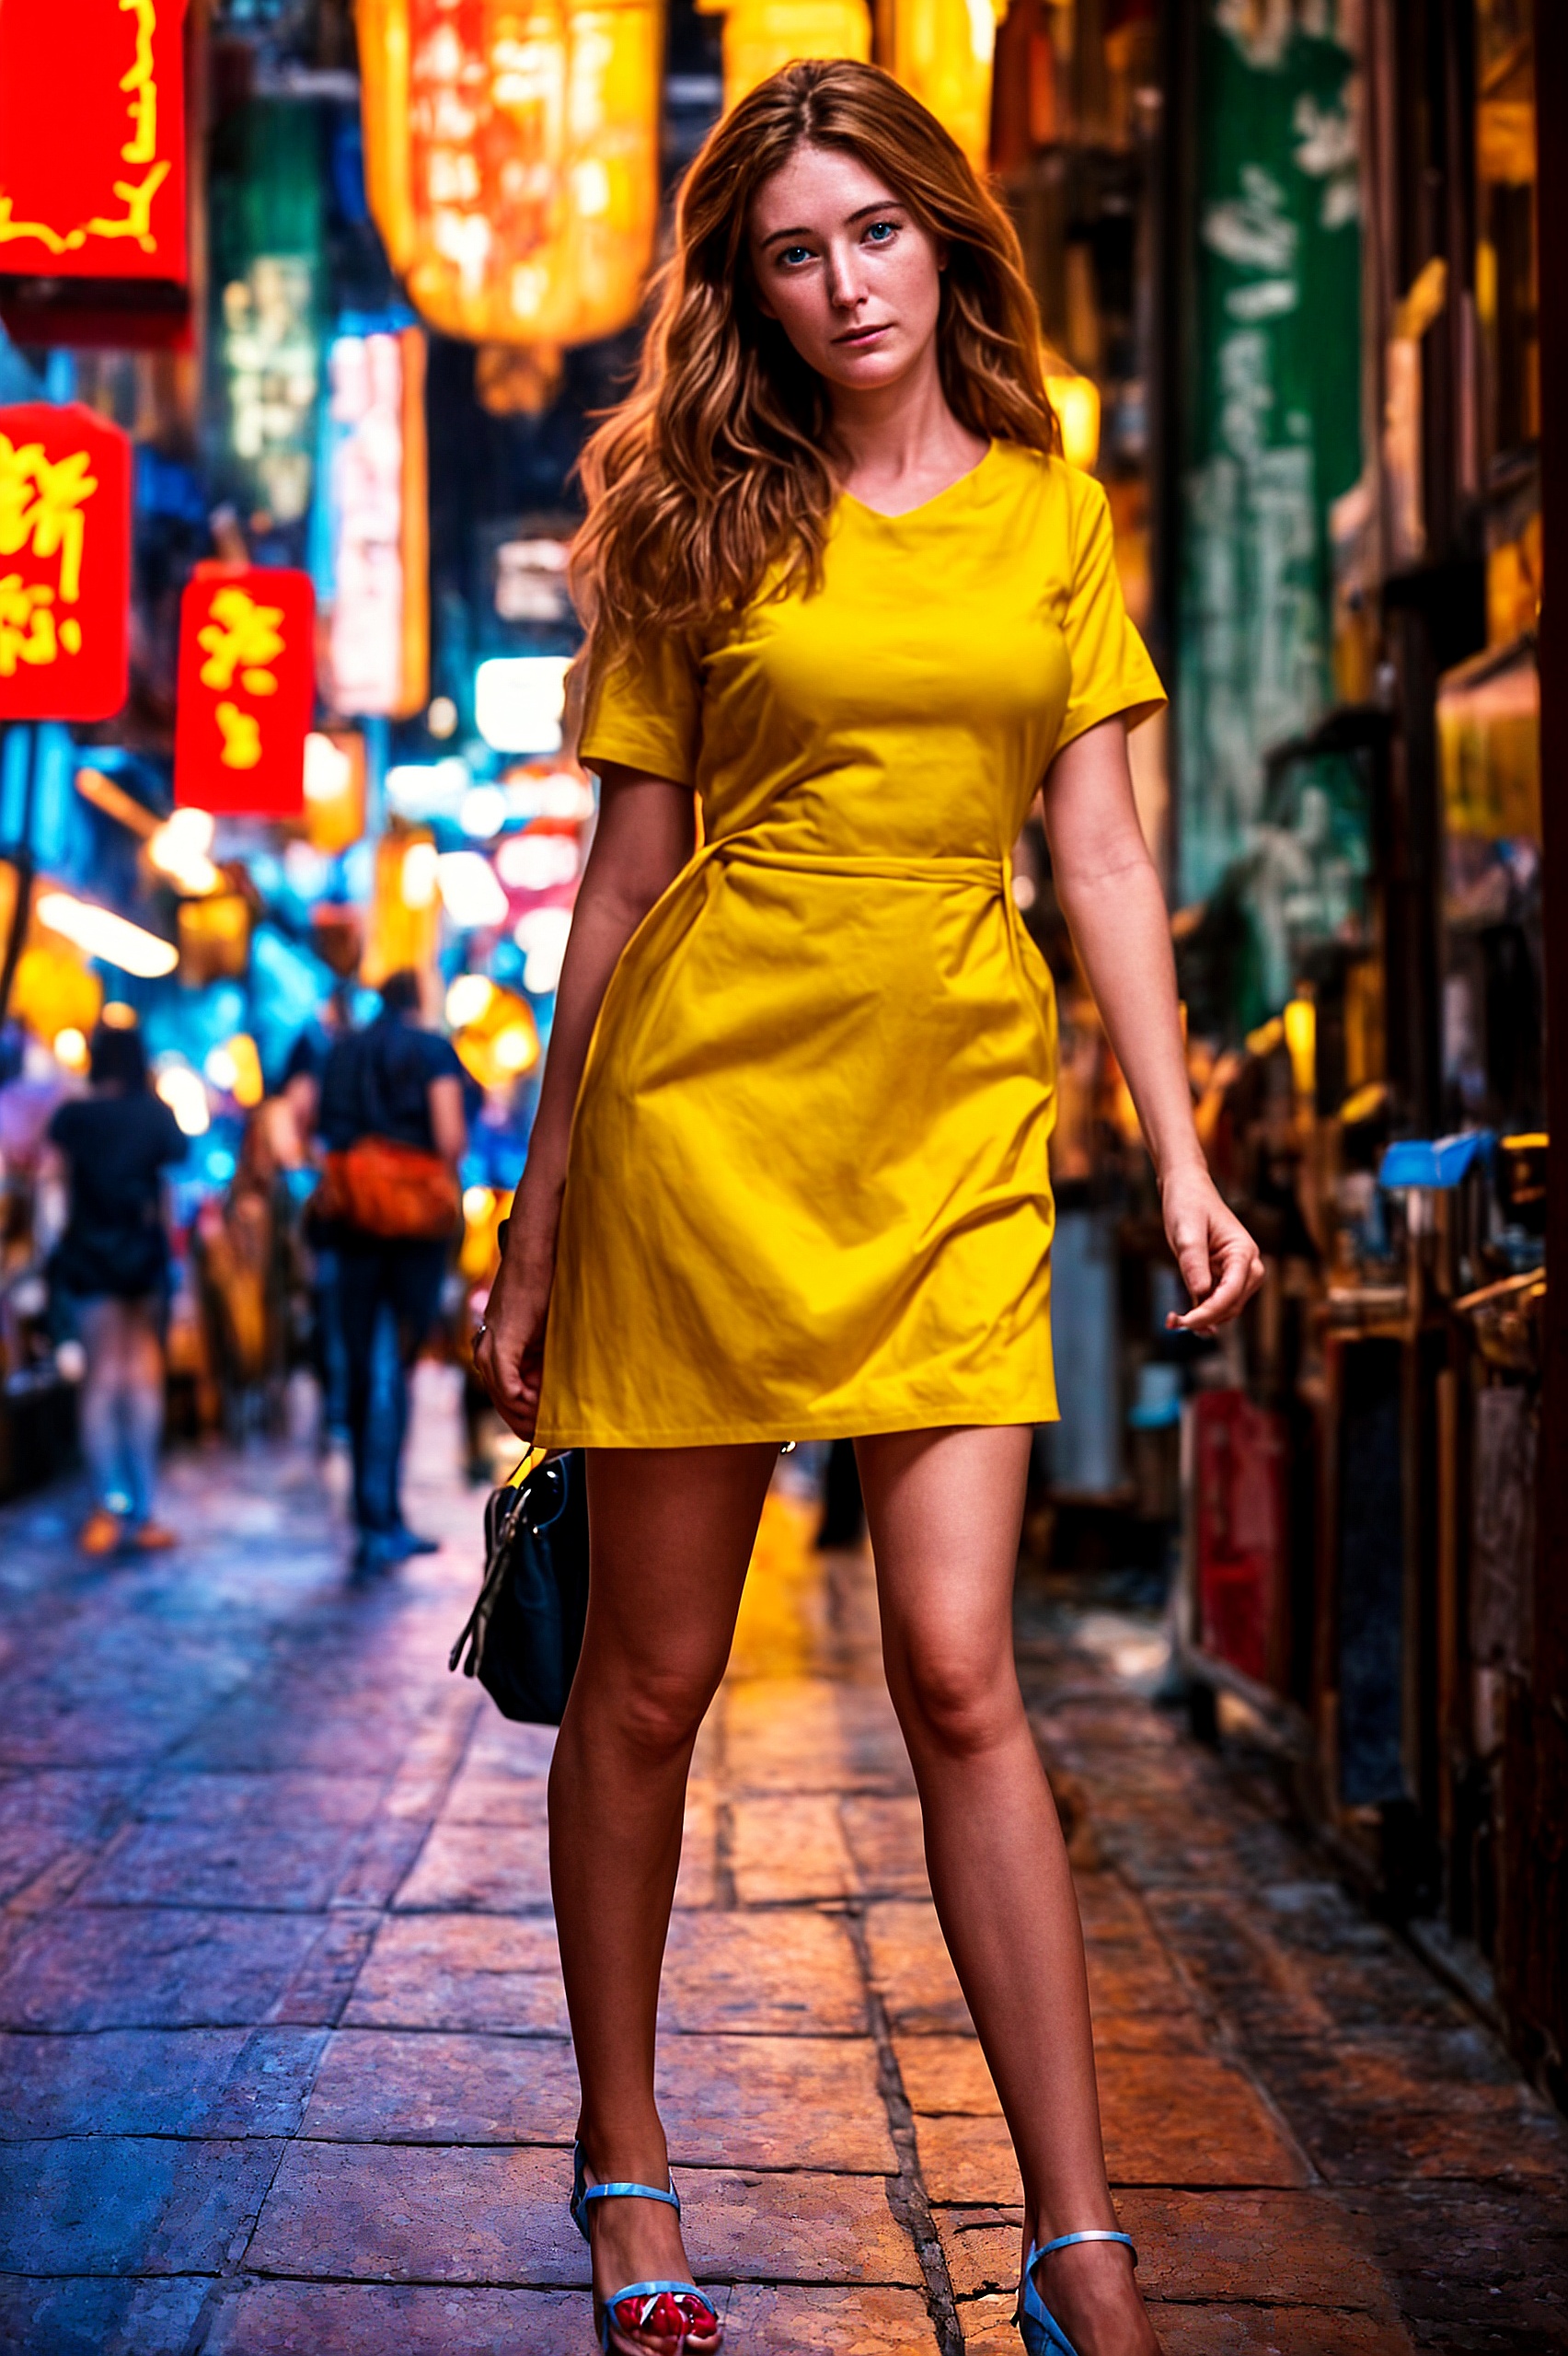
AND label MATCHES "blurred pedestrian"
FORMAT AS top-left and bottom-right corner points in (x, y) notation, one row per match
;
(316, 970), (467, 1573)
(477, 62), (1264, 2356)
(44, 1020), (183, 1556)
(193, 1106), (299, 1438)
(284, 989), (353, 1441)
